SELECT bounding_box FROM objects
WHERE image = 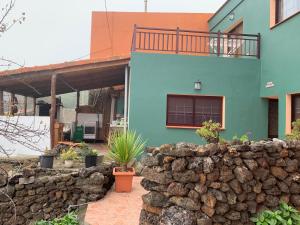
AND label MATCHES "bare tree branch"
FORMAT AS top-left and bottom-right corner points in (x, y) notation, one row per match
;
(0, 0), (26, 69)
